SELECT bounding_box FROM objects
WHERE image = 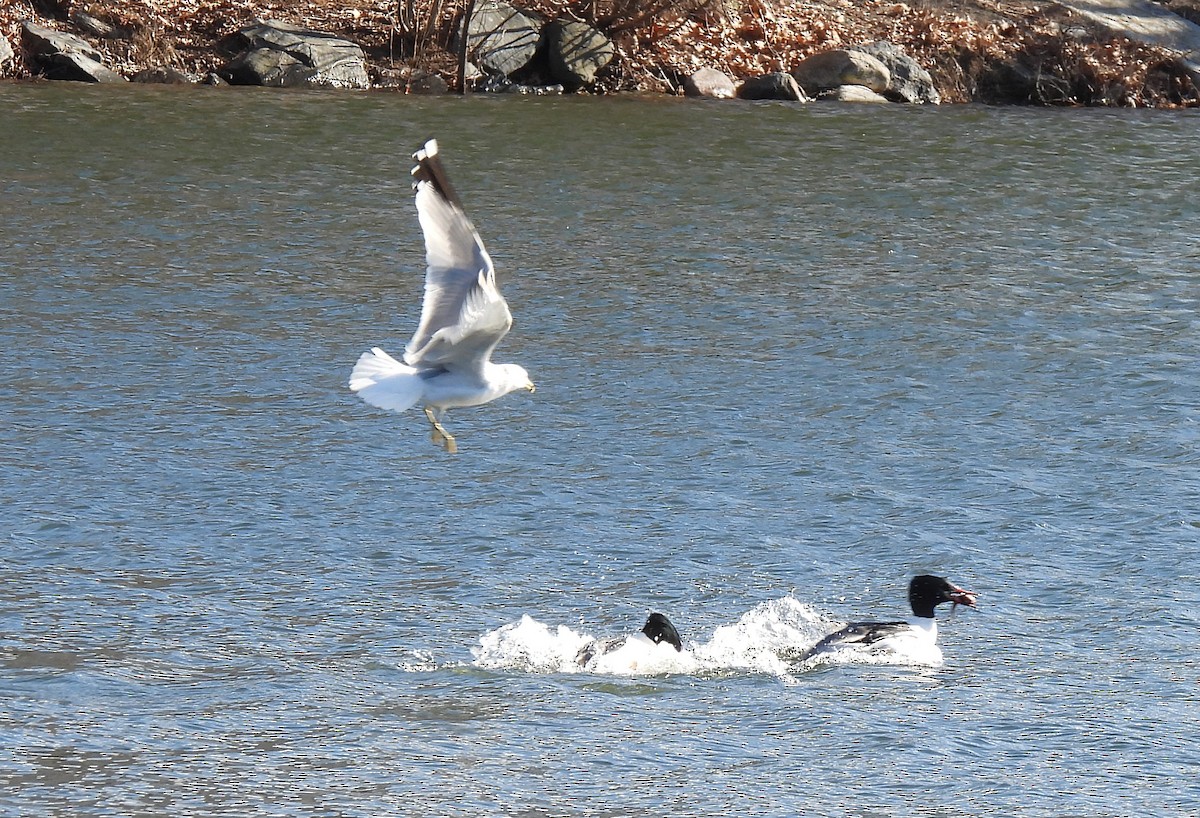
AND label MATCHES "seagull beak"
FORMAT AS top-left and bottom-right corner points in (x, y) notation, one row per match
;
(948, 585), (978, 612)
